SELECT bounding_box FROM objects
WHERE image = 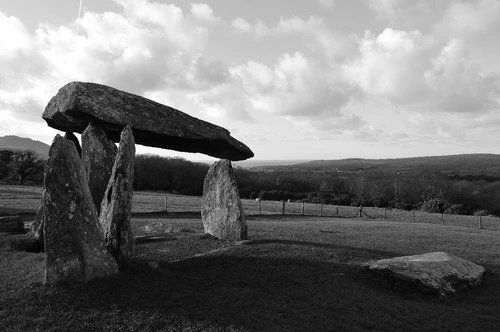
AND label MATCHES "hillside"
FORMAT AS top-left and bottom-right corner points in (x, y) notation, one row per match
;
(253, 154), (500, 178)
(0, 135), (50, 158)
